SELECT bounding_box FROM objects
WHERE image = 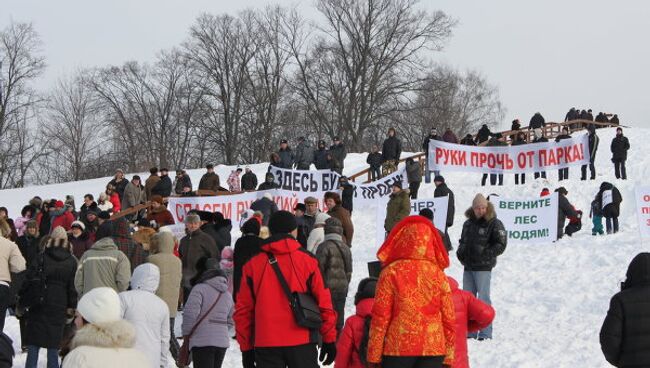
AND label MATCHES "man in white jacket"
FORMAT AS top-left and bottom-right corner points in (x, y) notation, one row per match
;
(119, 263), (170, 368)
